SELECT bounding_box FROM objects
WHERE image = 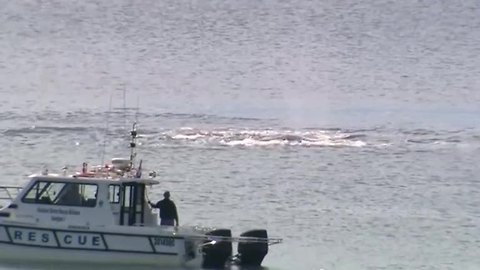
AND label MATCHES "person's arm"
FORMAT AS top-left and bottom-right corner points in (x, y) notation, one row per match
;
(173, 203), (179, 226)
(148, 200), (157, 208)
